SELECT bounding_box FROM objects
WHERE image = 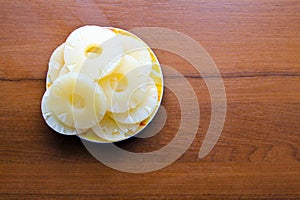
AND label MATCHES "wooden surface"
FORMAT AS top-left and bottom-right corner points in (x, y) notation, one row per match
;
(1, 0), (300, 199)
